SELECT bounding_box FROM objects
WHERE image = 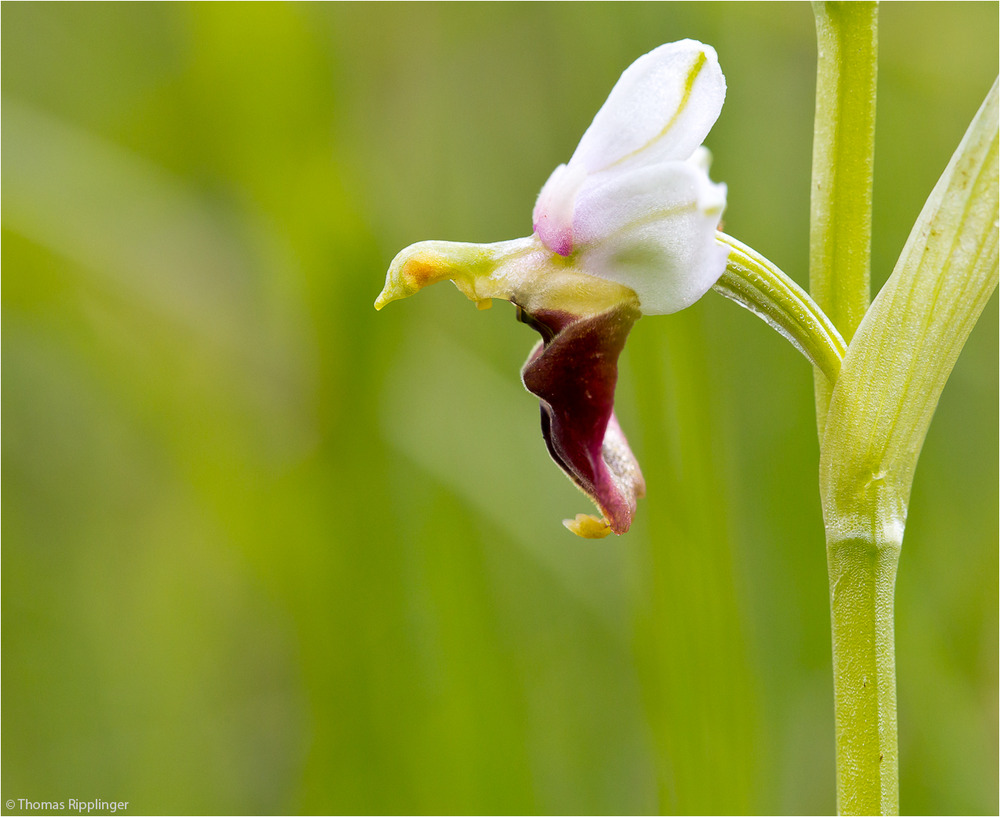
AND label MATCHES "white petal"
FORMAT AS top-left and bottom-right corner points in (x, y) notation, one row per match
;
(532, 162), (587, 256)
(573, 162), (728, 315)
(686, 145), (714, 173)
(568, 40), (726, 175)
